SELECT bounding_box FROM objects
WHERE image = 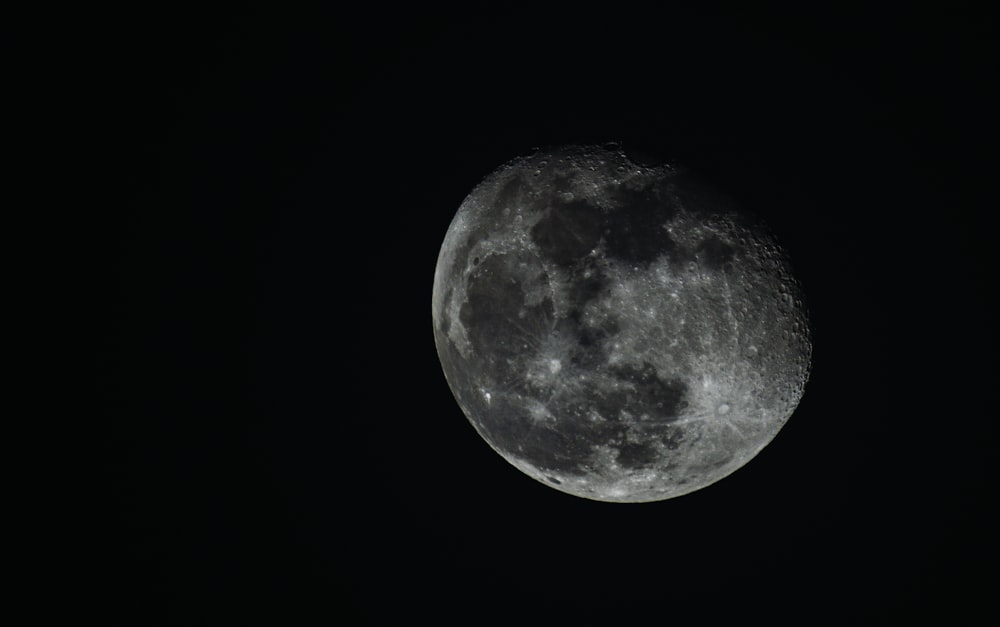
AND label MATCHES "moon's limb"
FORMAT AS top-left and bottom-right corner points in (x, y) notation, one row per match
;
(432, 145), (811, 502)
